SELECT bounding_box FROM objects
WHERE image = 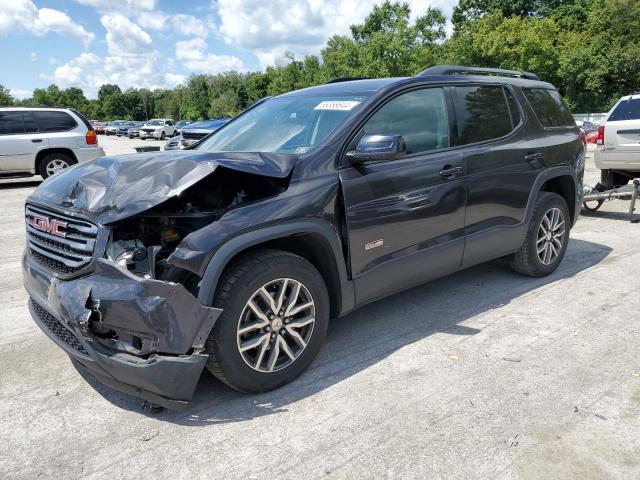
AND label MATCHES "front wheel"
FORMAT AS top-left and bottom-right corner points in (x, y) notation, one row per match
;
(160, 131), (165, 140)
(205, 250), (330, 393)
(510, 192), (570, 277)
